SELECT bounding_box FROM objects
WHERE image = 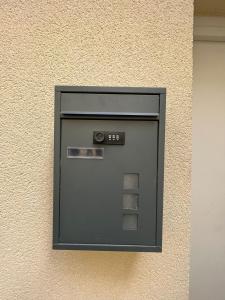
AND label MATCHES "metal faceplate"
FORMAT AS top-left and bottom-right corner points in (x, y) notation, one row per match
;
(53, 86), (166, 252)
